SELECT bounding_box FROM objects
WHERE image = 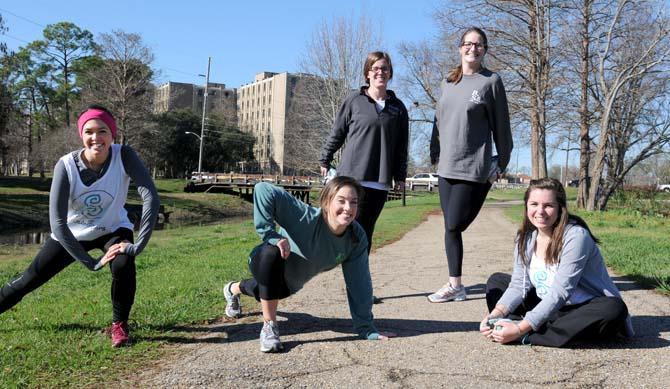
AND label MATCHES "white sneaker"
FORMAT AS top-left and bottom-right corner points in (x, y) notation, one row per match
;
(260, 320), (283, 353)
(427, 284), (467, 303)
